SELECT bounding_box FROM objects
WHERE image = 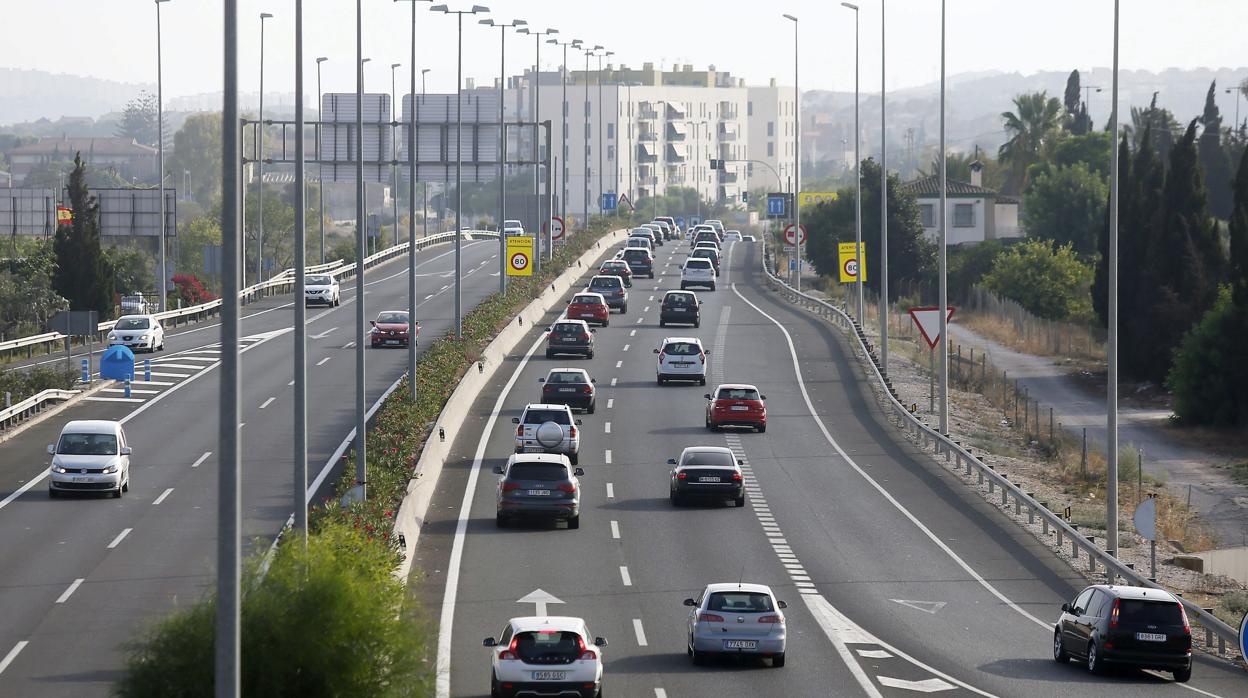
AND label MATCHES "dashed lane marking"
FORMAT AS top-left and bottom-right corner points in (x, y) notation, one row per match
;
(106, 528), (132, 549)
(632, 618), (648, 647)
(55, 579), (84, 604)
(610, 520), (620, 539)
(619, 566), (632, 586)
(191, 451), (211, 468)
(152, 488), (174, 505)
